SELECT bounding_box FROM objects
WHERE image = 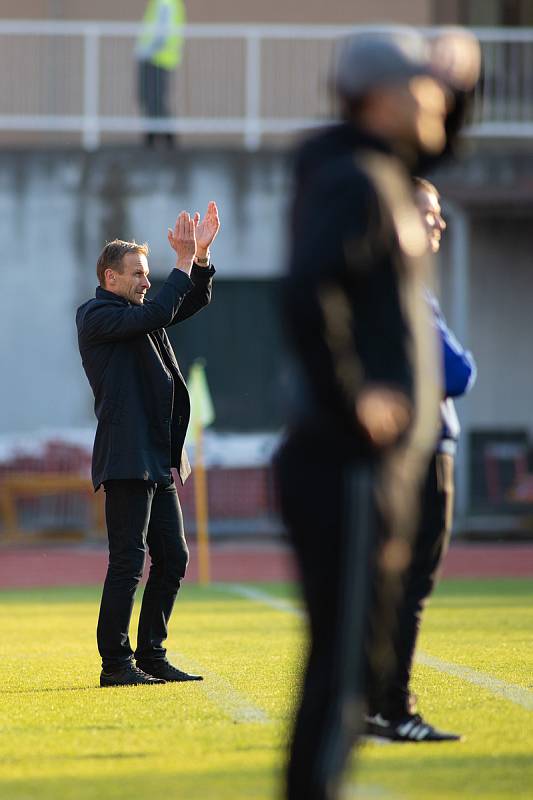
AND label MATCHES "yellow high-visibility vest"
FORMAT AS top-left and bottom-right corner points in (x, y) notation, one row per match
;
(139, 0), (186, 71)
